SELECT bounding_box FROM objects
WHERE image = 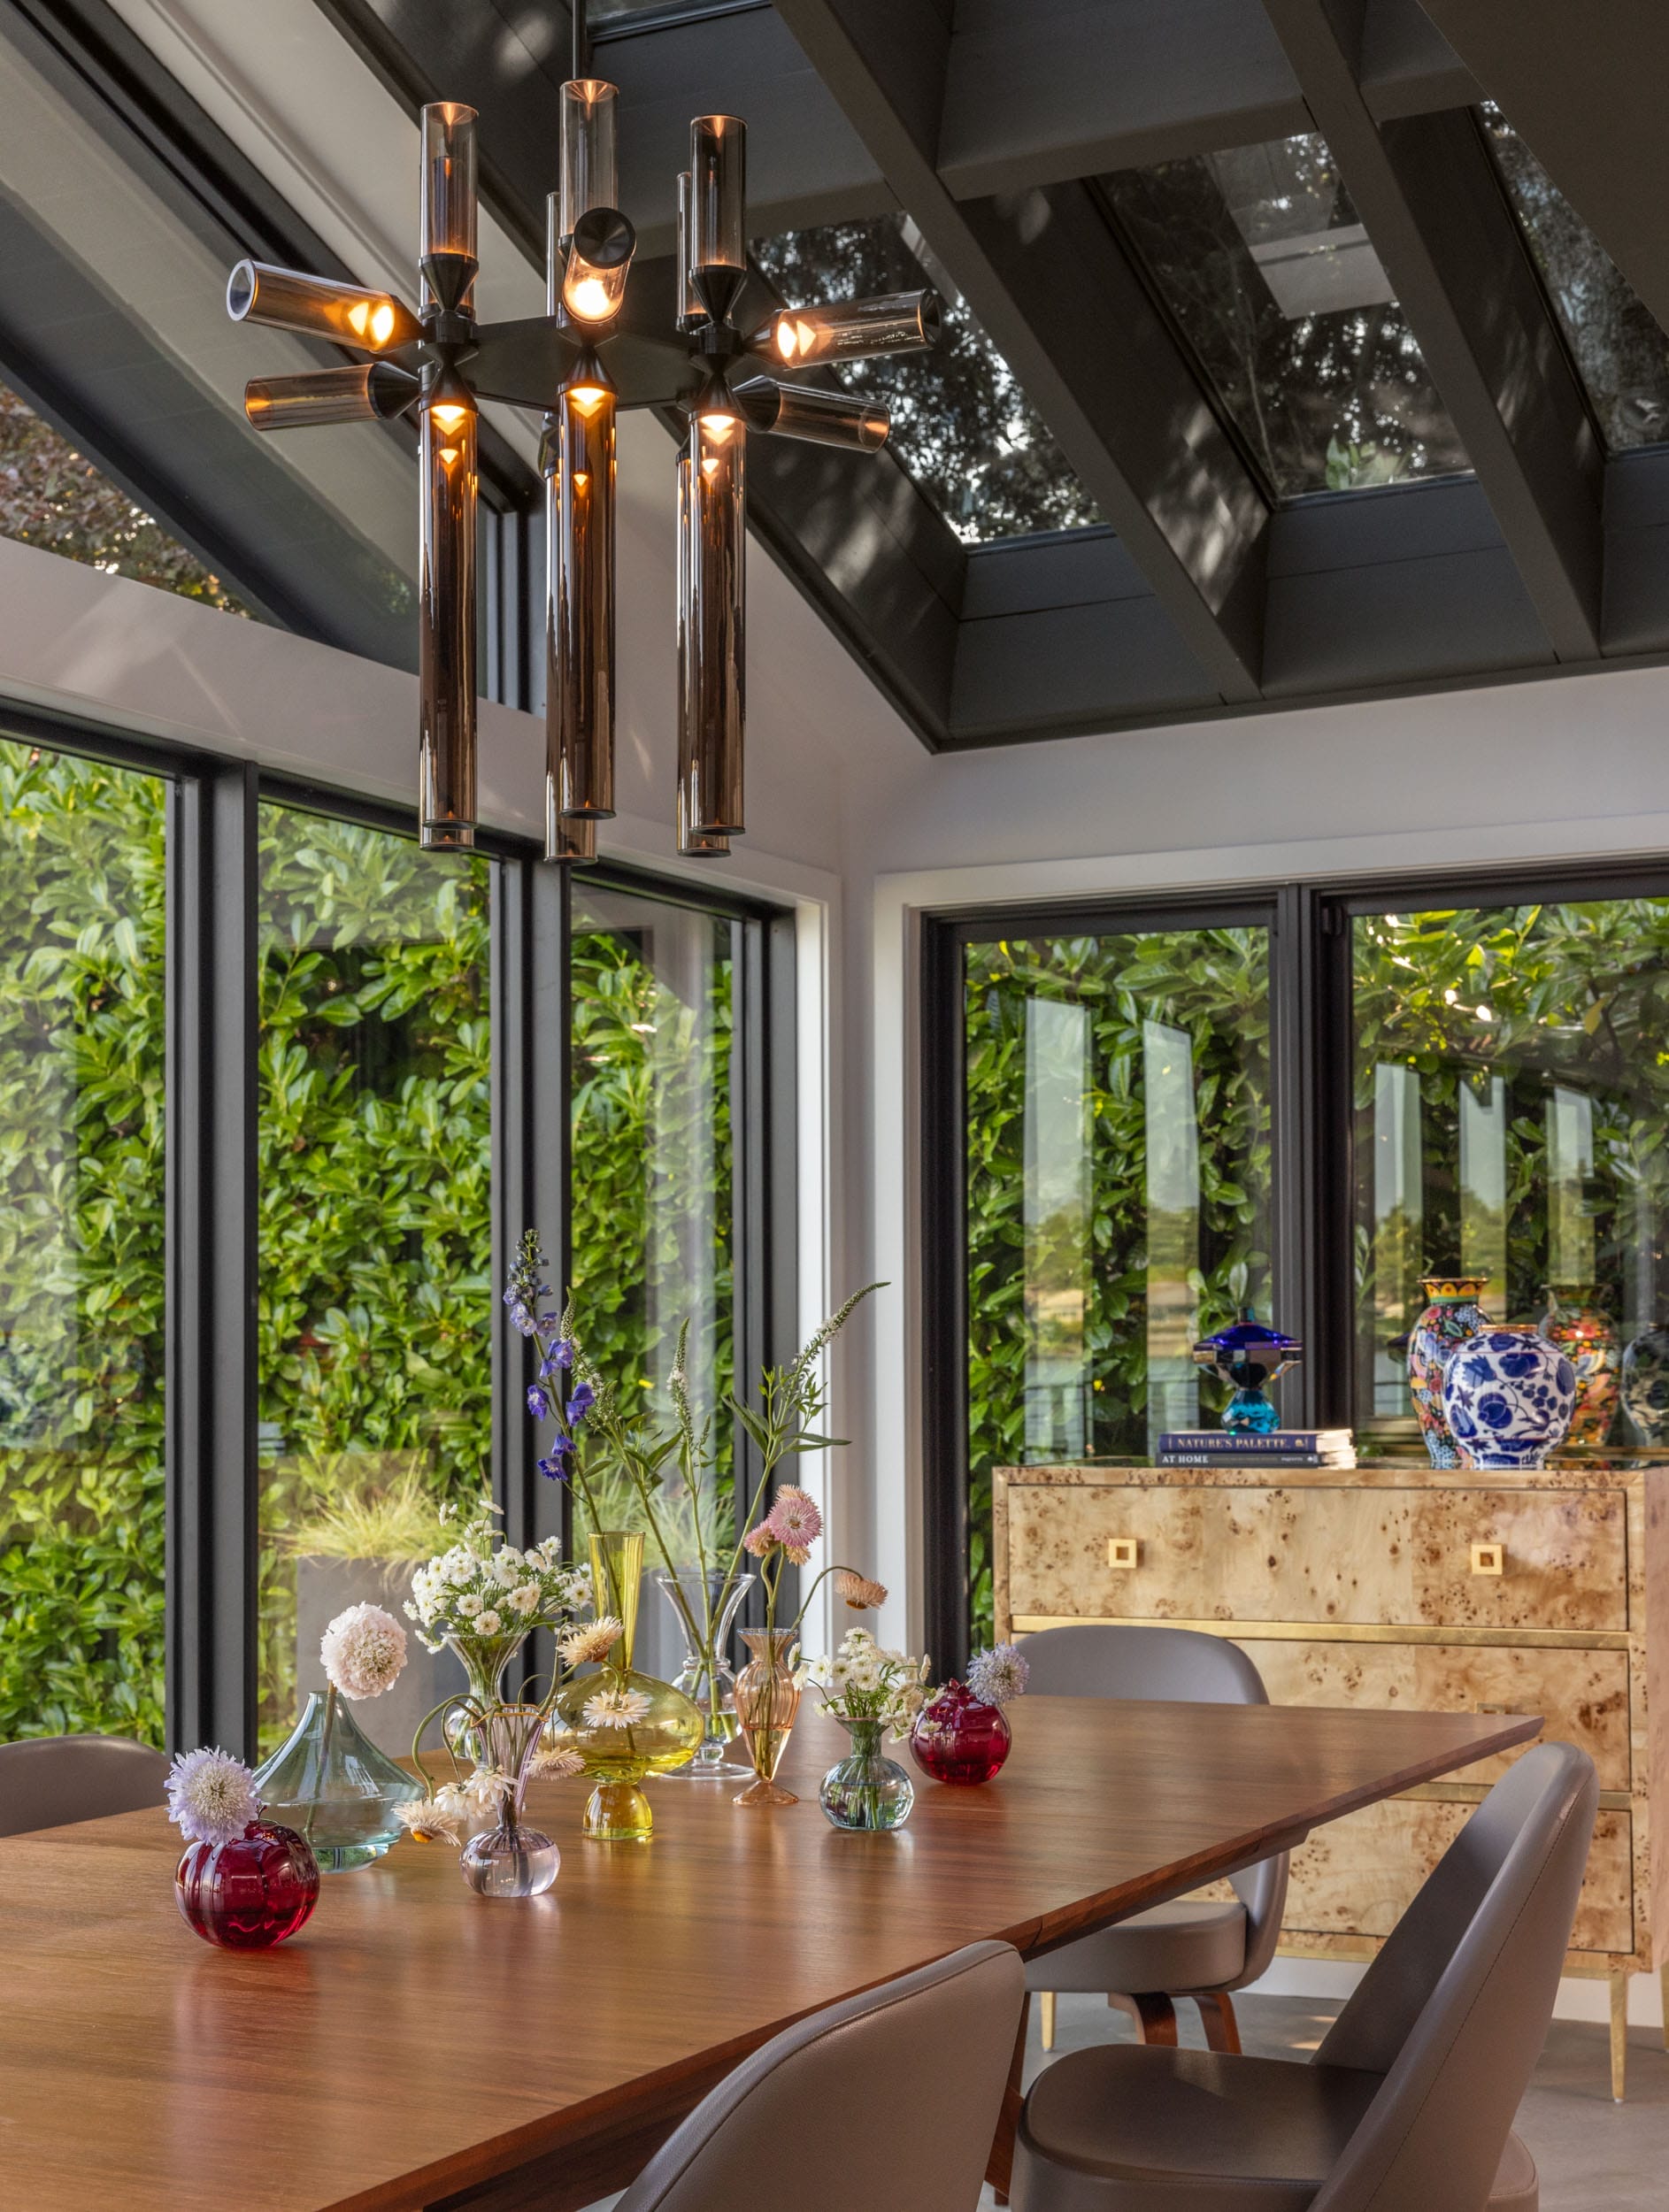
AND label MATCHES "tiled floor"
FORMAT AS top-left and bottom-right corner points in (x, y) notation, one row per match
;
(973, 1991), (1669, 2210)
